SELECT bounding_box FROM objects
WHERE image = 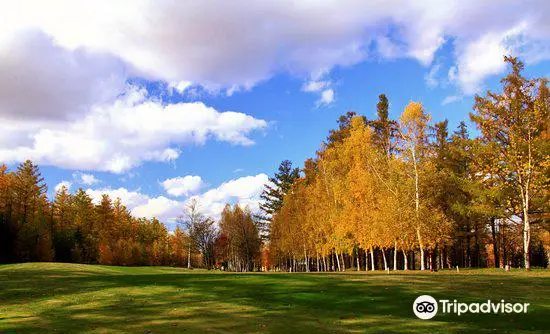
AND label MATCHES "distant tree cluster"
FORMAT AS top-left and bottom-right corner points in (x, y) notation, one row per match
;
(0, 162), (262, 270)
(264, 57), (549, 271)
